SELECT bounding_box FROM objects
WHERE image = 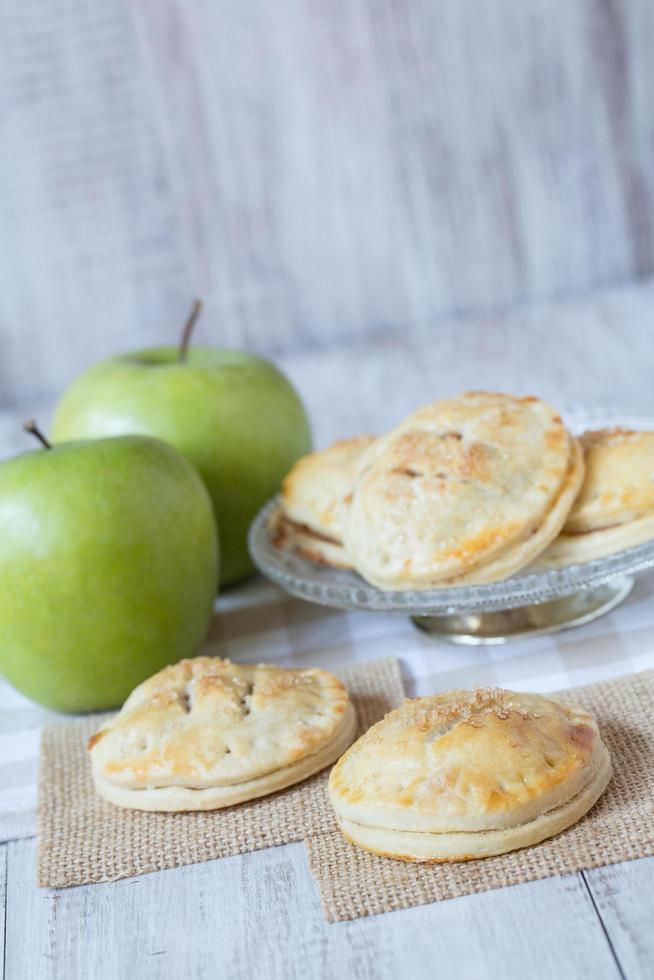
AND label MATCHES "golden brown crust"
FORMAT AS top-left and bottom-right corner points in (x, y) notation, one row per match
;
(449, 436), (583, 584)
(86, 730), (105, 751)
(89, 657), (353, 802)
(343, 392), (582, 589)
(93, 701), (357, 812)
(329, 688), (608, 837)
(281, 435), (375, 541)
(532, 427), (654, 568)
(334, 745), (611, 861)
(530, 513), (654, 570)
(270, 511), (354, 569)
(564, 428), (654, 532)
